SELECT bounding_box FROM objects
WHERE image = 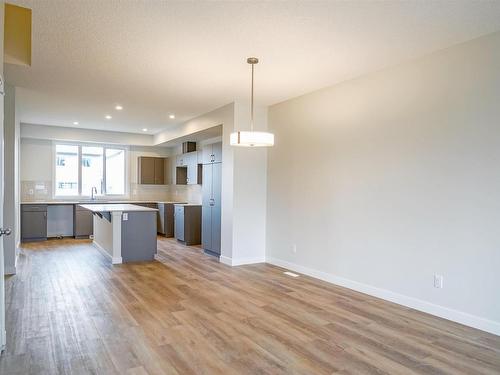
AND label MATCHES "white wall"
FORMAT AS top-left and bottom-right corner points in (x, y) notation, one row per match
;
(231, 102), (268, 264)
(266, 31), (500, 335)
